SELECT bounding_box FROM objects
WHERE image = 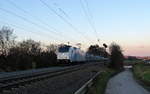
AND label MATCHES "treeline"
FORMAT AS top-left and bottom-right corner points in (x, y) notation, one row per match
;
(0, 26), (124, 72)
(87, 44), (109, 58)
(0, 26), (57, 72)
